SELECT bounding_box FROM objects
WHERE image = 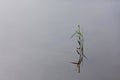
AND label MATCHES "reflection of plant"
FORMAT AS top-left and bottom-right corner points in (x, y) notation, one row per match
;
(71, 25), (87, 73)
